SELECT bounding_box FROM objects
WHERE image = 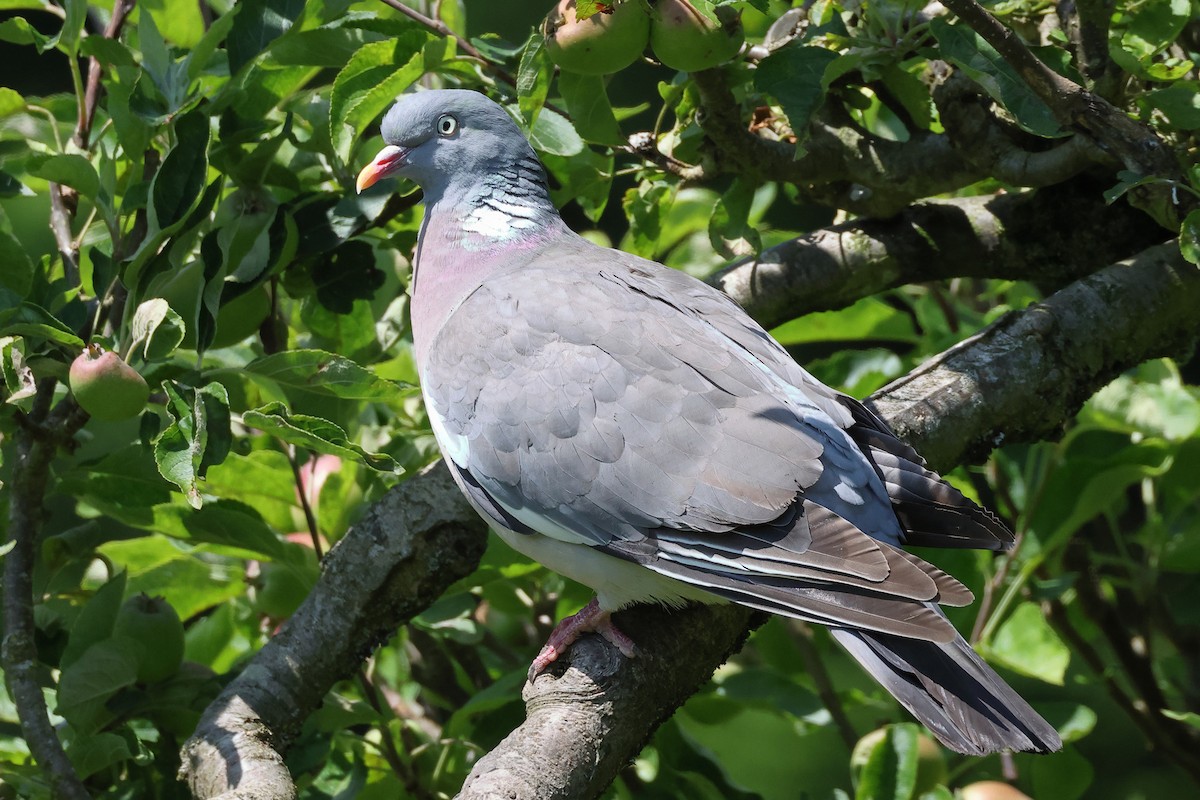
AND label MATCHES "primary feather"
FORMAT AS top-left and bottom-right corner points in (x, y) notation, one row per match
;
(358, 88), (1061, 755)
